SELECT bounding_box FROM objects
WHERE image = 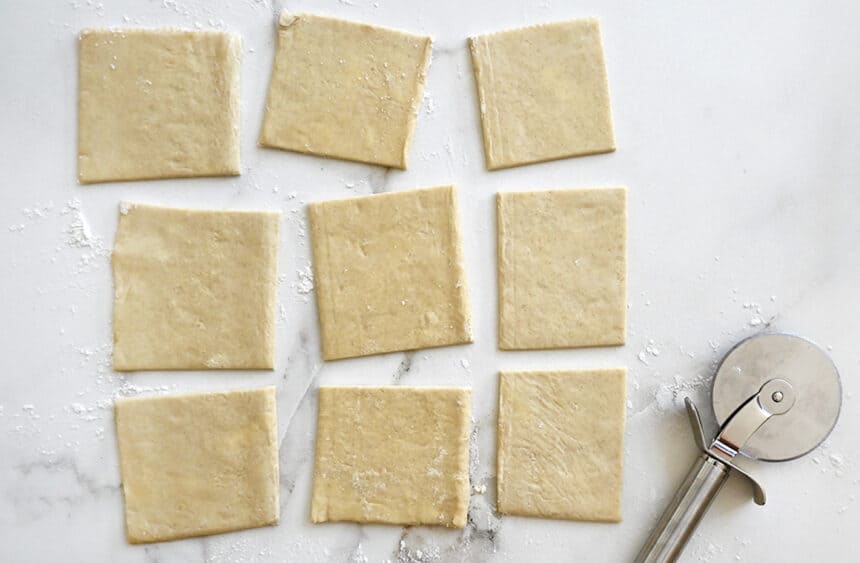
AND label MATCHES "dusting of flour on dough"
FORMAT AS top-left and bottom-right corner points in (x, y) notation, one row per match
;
(205, 354), (227, 368)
